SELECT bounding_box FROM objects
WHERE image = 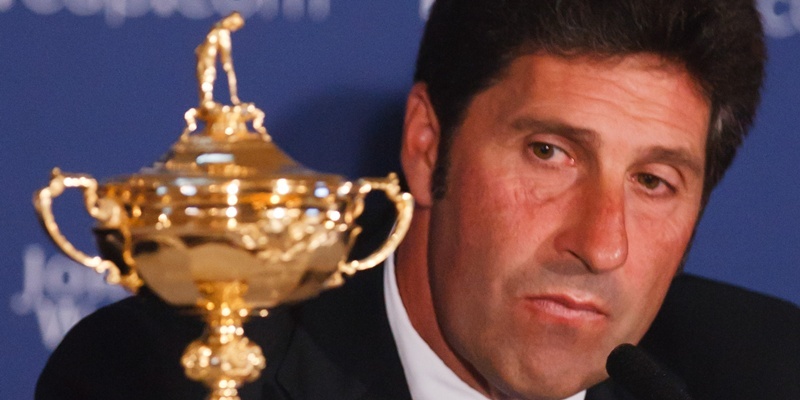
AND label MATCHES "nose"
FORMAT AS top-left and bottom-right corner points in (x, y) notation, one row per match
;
(555, 181), (629, 273)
